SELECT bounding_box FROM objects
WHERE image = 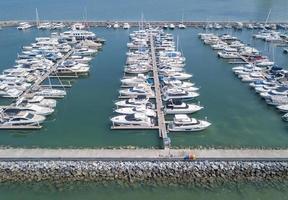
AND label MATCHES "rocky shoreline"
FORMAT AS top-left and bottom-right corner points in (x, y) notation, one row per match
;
(0, 160), (287, 185)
